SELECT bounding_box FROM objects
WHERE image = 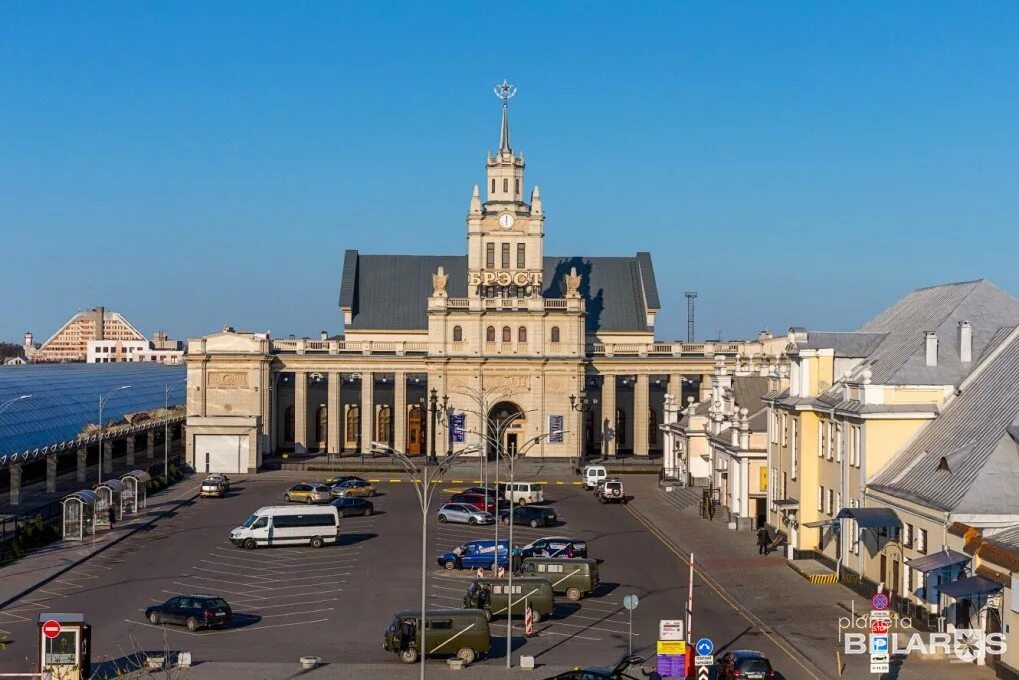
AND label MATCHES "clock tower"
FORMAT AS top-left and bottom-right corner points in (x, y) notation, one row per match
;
(466, 81), (545, 299)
